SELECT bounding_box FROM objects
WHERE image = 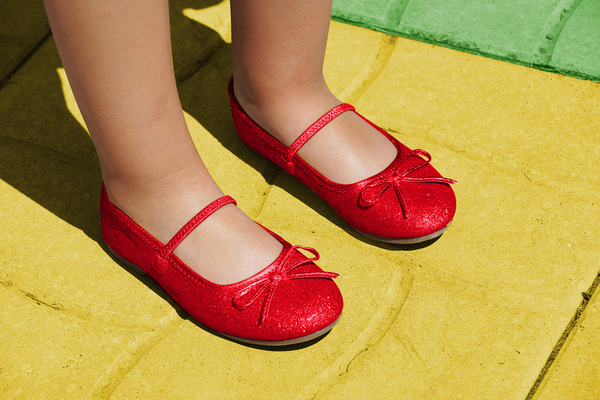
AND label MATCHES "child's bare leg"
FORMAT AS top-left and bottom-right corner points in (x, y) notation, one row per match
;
(231, 0), (397, 184)
(43, 0), (282, 284)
